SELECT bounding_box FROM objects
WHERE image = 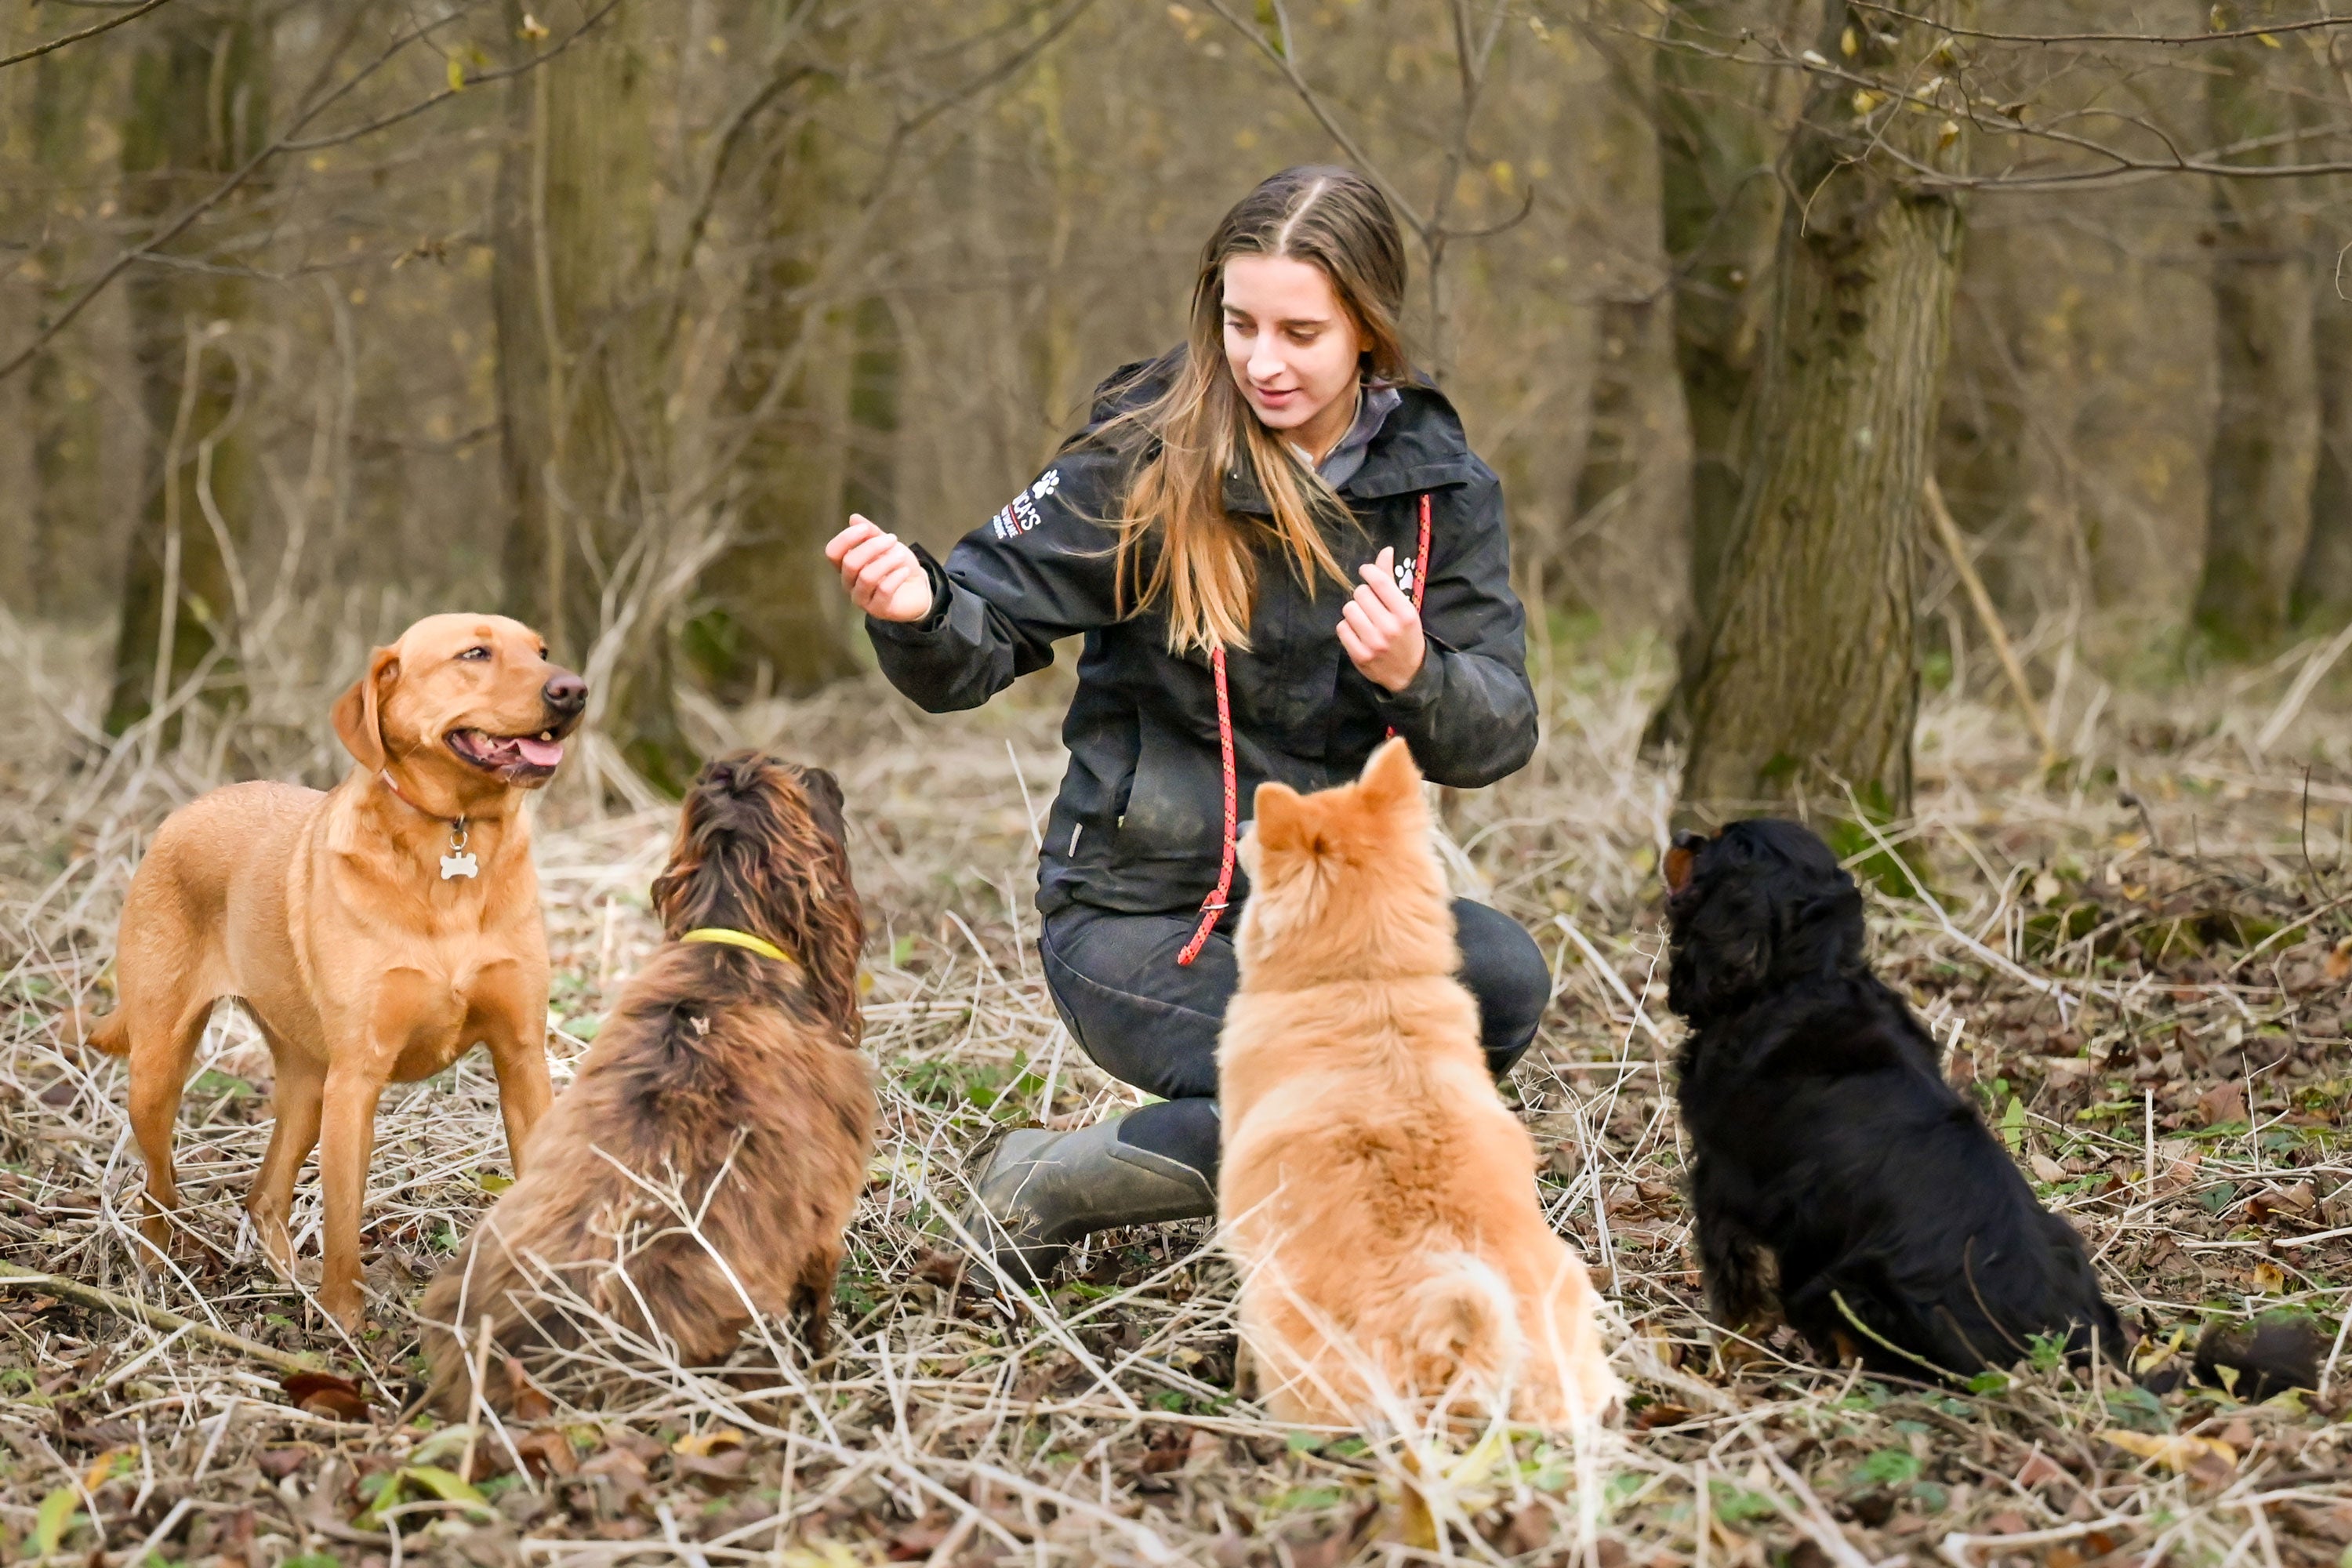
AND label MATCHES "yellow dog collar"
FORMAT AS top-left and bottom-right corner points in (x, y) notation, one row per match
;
(681, 927), (793, 963)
